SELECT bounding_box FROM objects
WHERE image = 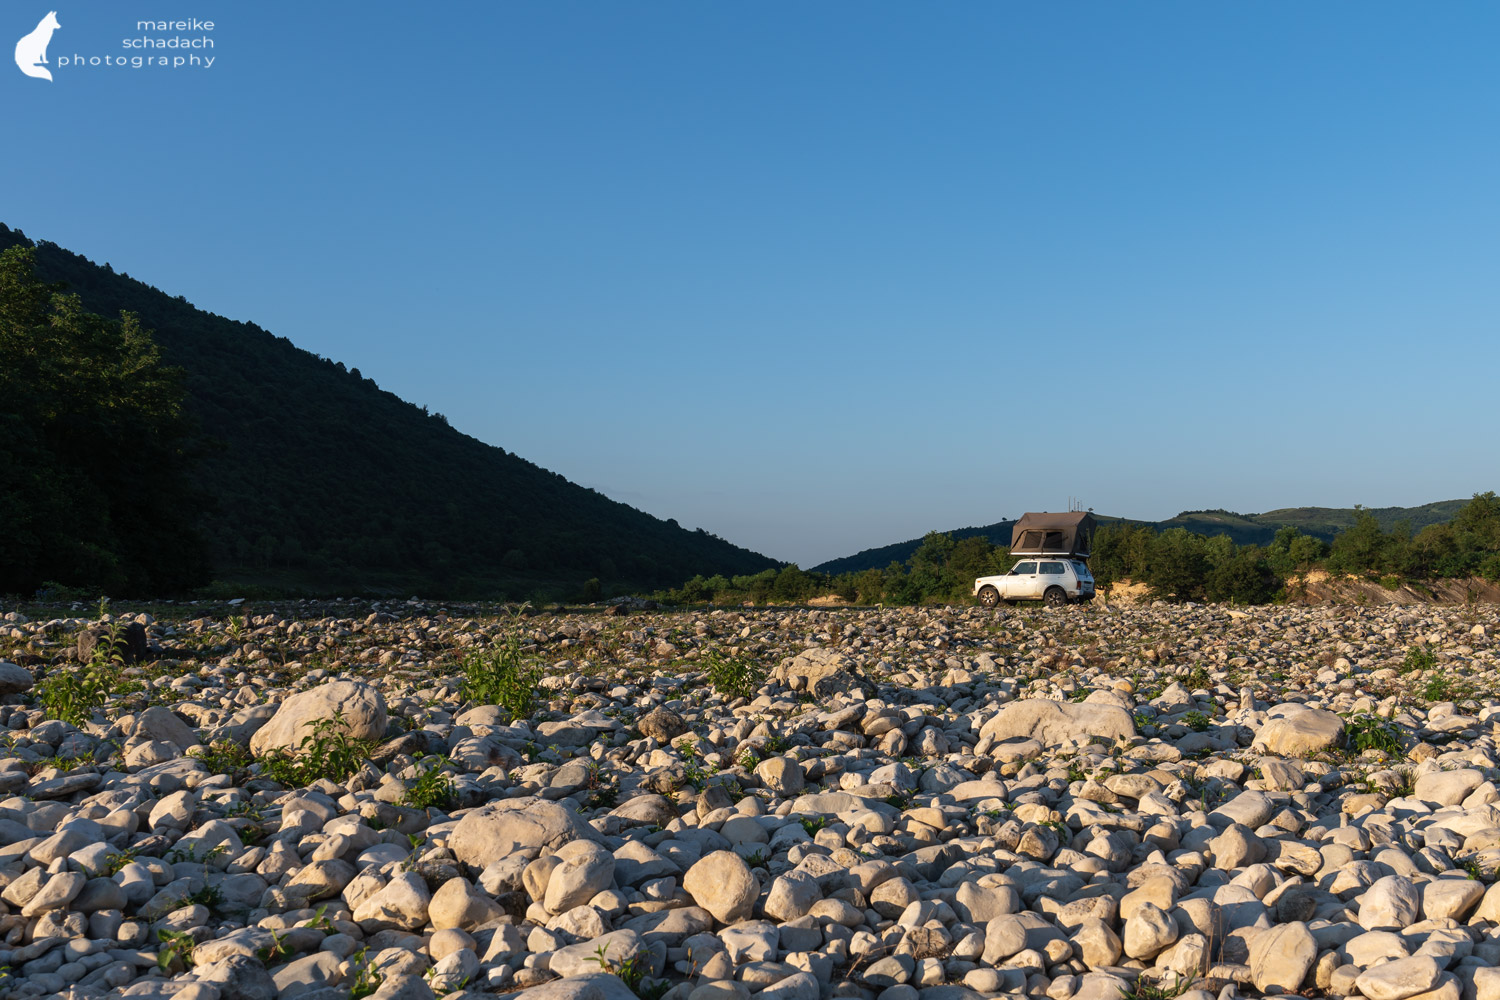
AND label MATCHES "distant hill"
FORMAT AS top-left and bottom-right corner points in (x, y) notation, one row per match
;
(811, 502), (1470, 575)
(0, 224), (778, 598)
